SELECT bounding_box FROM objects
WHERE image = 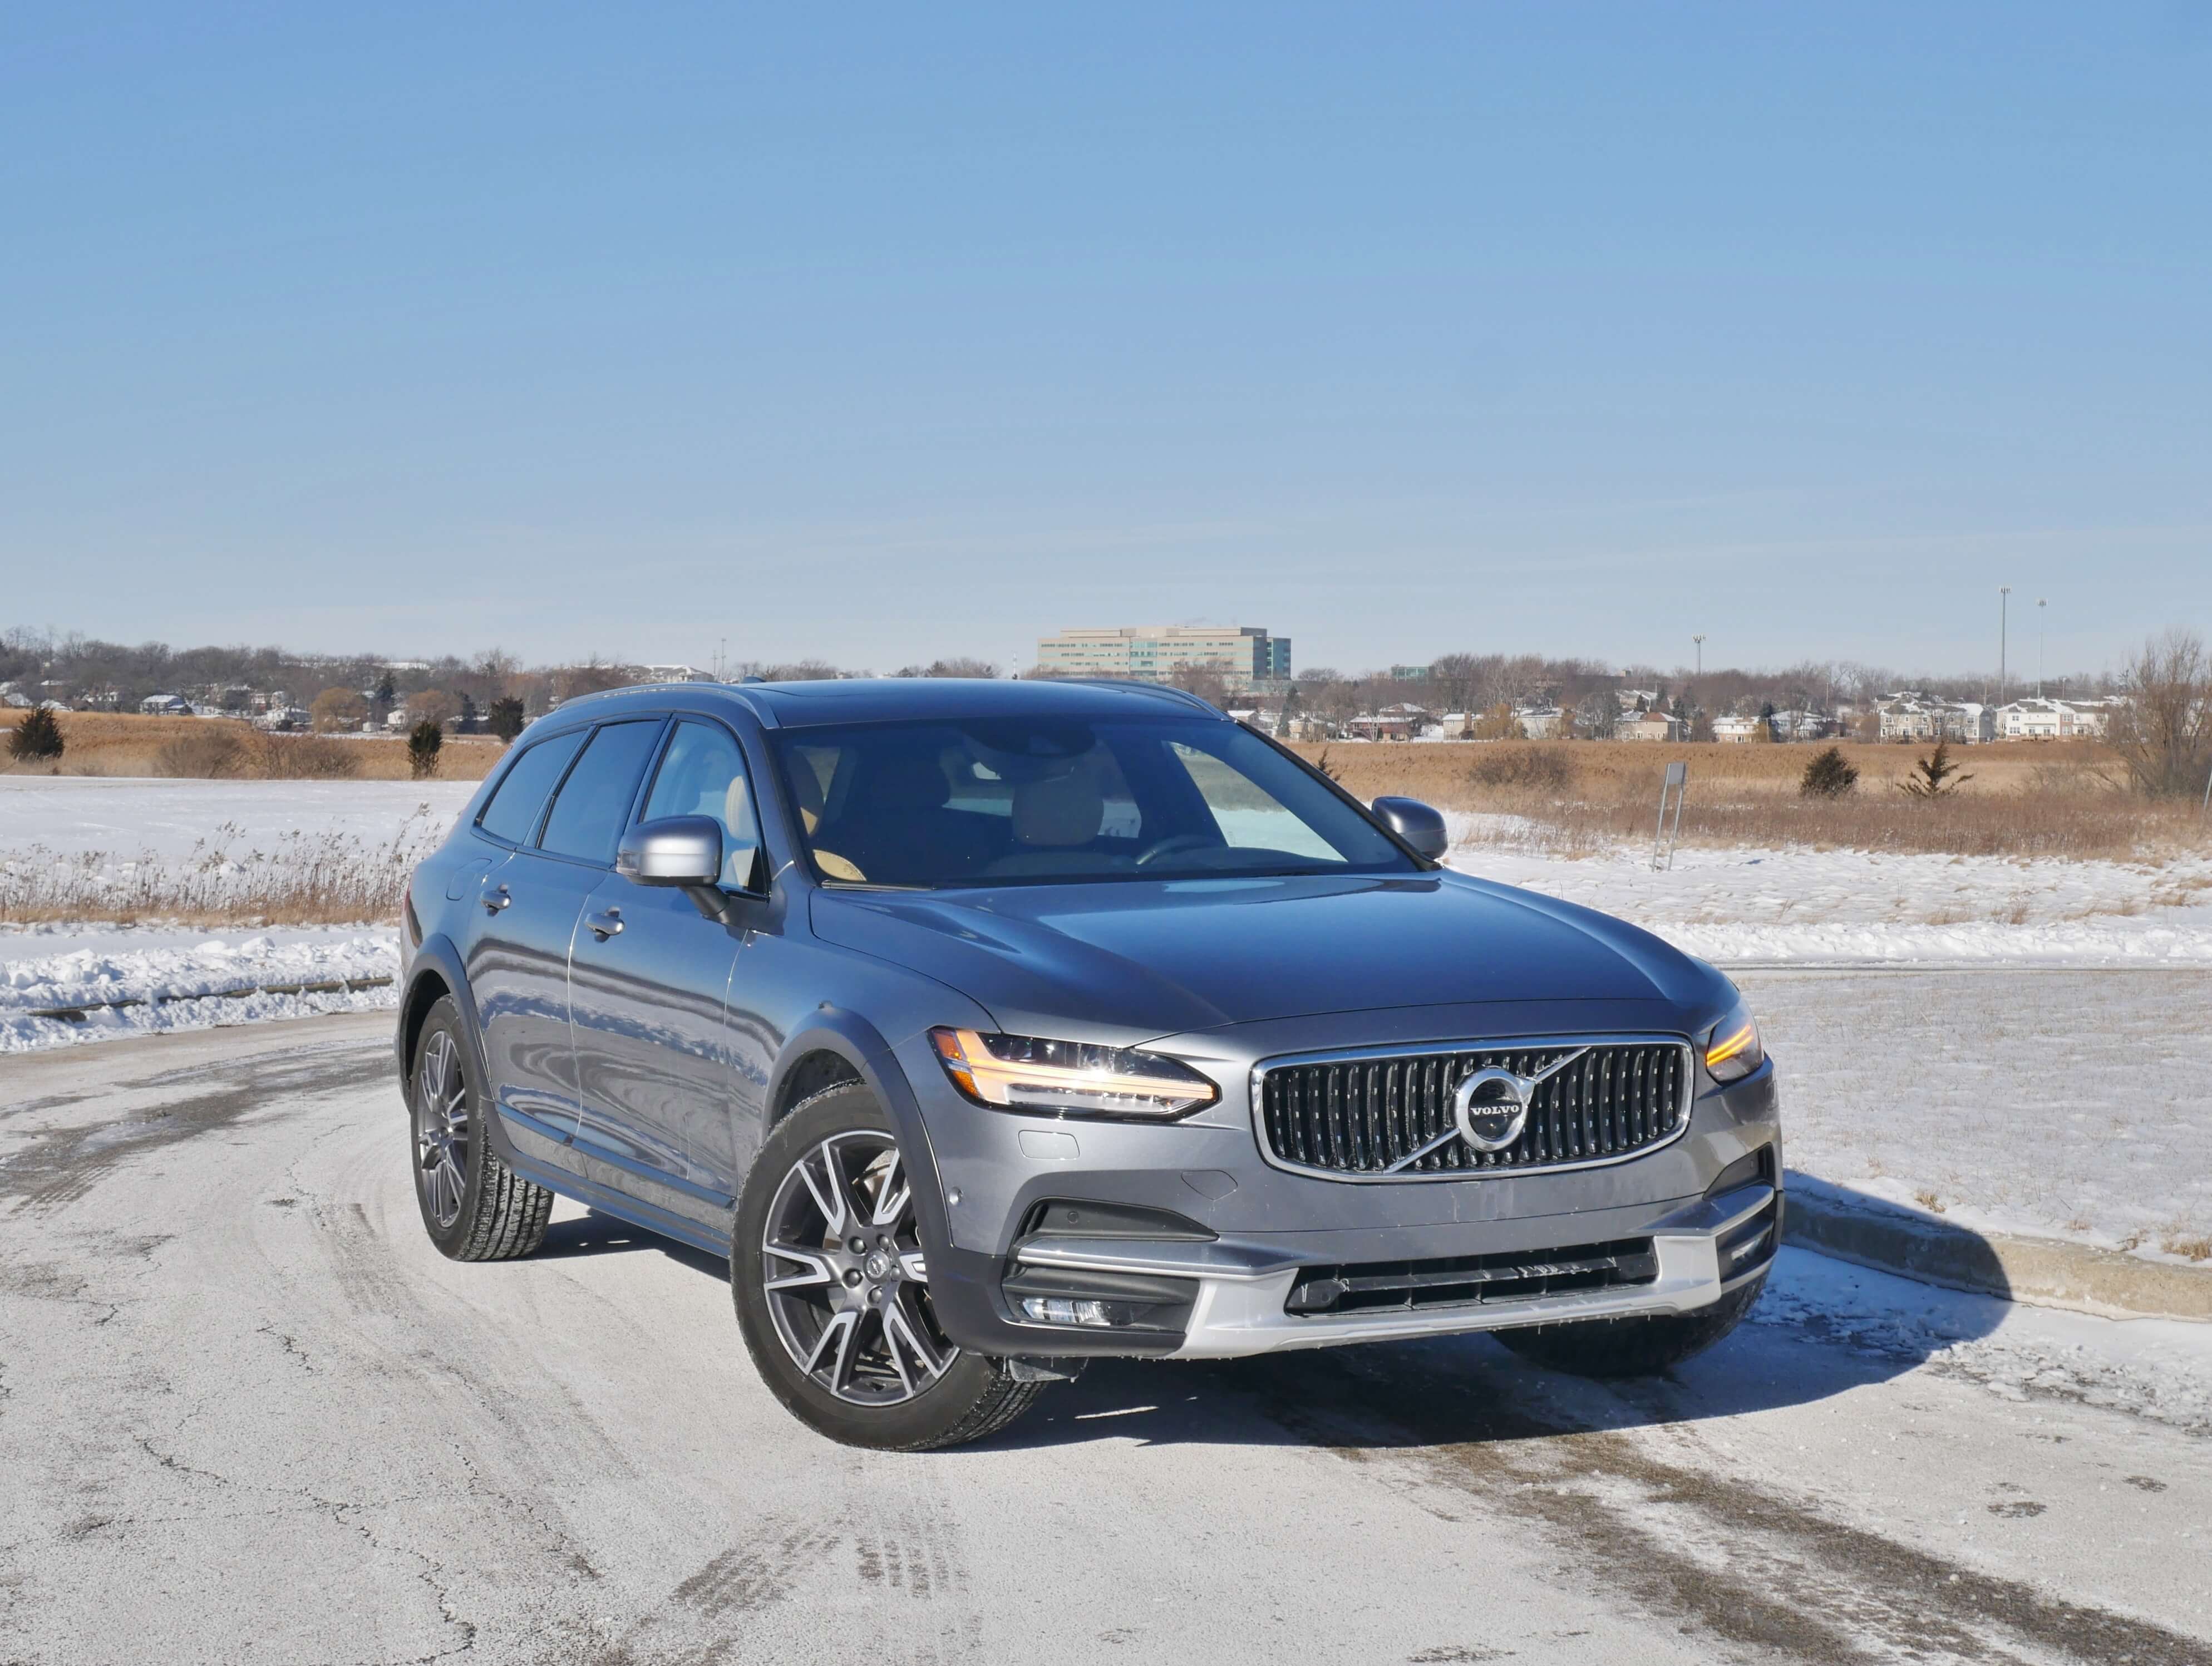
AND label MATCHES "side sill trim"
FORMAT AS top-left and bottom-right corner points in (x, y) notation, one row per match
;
(507, 1157), (733, 1260)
